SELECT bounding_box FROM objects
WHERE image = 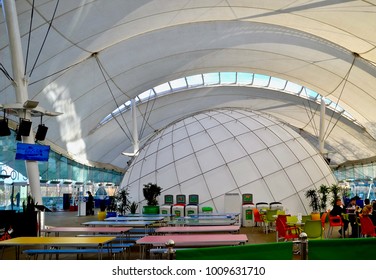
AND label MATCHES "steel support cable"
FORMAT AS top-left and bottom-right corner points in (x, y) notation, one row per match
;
(300, 90), (320, 137)
(29, 0), (60, 77)
(138, 91), (157, 140)
(0, 63), (14, 81)
(94, 55), (132, 142)
(24, 0), (35, 76)
(324, 55), (357, 141)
